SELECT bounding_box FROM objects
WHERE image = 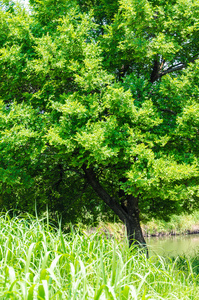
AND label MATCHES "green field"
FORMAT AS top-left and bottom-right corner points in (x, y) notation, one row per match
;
(0, 214), (199, 299)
